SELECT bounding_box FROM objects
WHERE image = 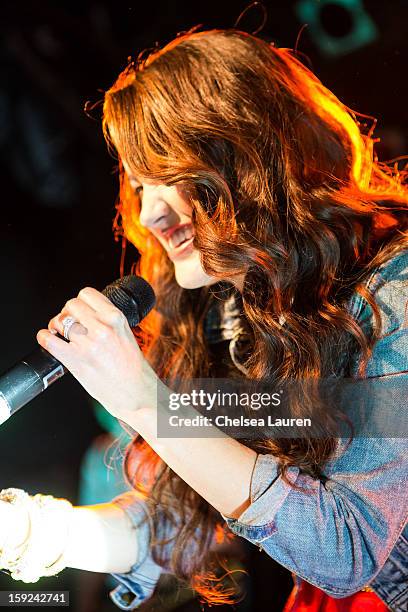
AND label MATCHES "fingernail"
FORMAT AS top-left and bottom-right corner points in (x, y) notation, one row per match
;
(49, 328), (58, 335)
